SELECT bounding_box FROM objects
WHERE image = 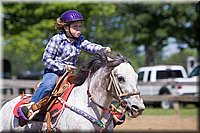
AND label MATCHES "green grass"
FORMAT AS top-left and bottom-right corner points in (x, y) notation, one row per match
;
(143, 105), (198, 116)
(112, 101), (199, 117)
